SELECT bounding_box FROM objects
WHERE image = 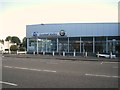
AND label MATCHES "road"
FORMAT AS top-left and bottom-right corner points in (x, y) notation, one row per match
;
(1, 56), (119, 88)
